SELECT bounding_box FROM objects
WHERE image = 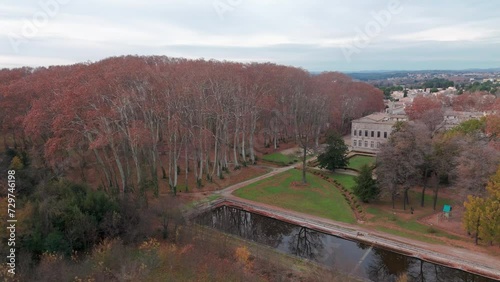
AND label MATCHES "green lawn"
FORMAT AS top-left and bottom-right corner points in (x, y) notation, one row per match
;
(233, 169), (356, 223)
(330, 173), (356, 191)
(347, 155), (375, 171)
(408, 190), (453, 213)
(261, 152), (299, 166)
